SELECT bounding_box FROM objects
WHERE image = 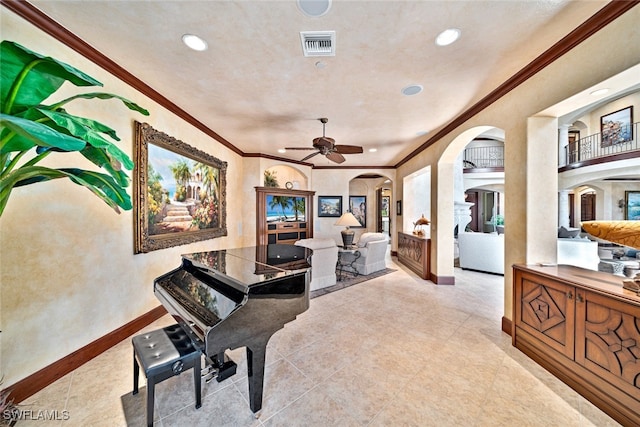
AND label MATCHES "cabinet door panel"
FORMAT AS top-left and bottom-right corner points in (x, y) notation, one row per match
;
(515, 272), (575, 358)
(576, 290), (640, 398)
